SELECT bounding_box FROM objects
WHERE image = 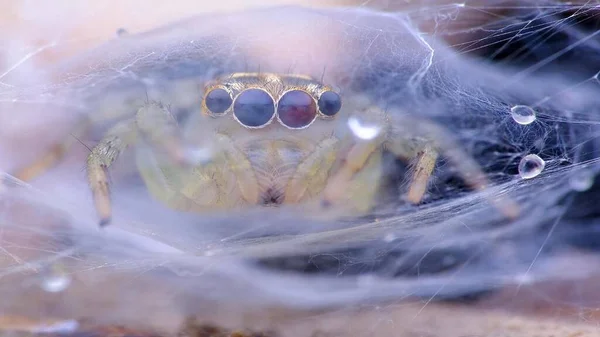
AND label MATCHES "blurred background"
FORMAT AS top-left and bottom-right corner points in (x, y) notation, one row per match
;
(0, 0), (538, 66)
